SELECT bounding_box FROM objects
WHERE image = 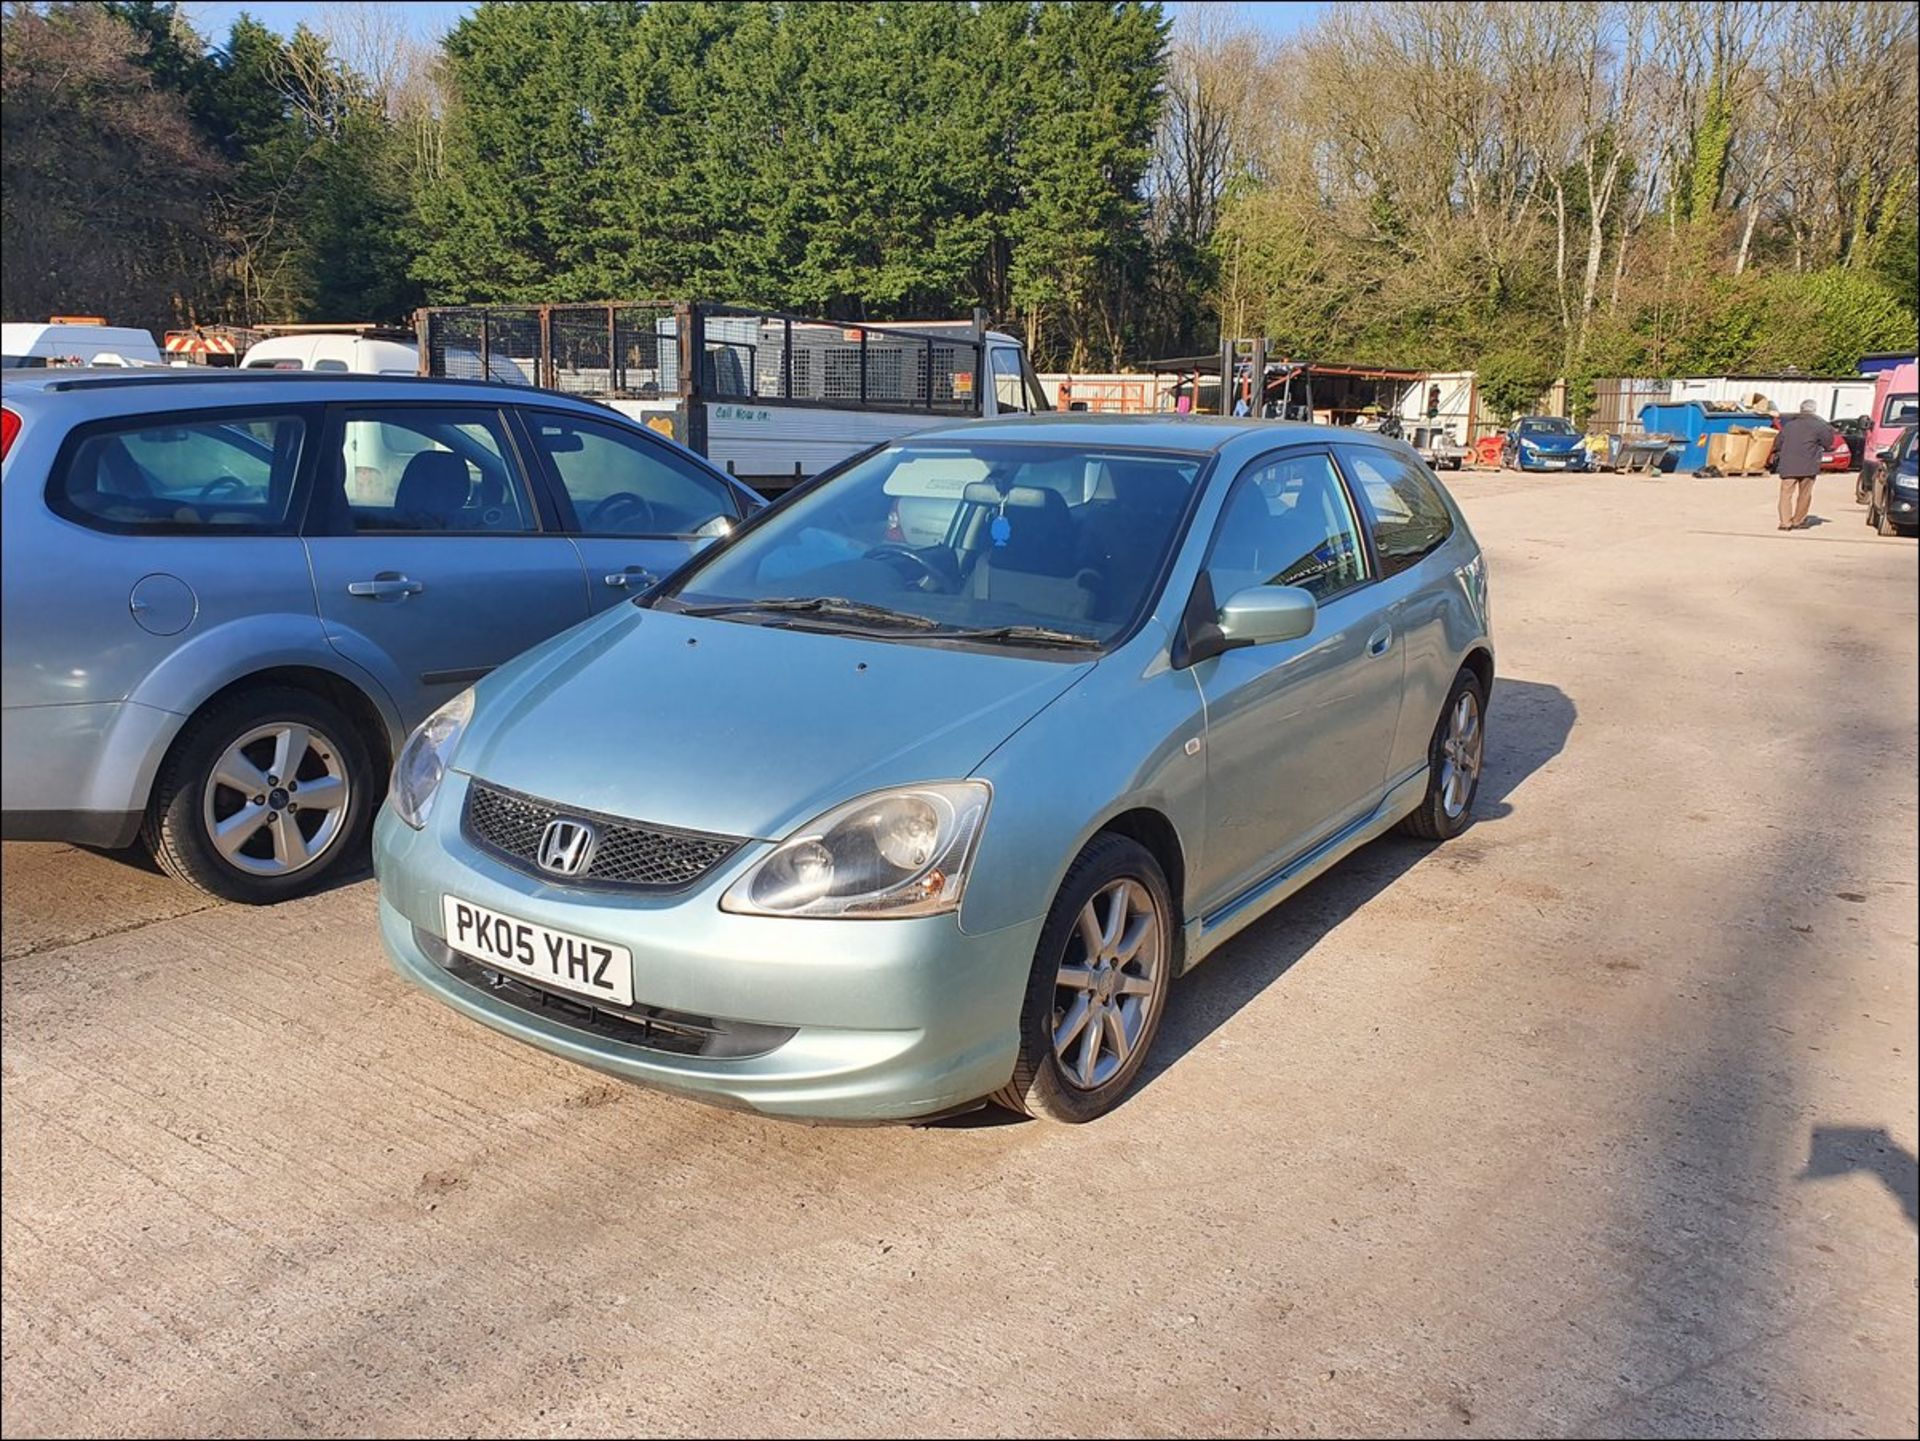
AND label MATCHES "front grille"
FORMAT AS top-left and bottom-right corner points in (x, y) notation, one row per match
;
(415, 927), (795, 1059)
(463, 781), (743, 892)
